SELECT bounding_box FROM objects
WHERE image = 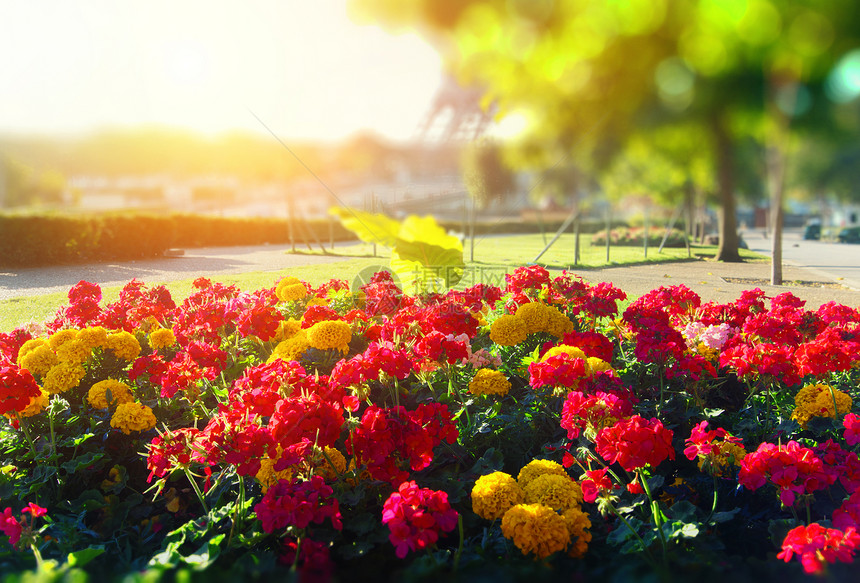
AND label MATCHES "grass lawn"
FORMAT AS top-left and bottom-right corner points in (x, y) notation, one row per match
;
(0, 234), (766, 332)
